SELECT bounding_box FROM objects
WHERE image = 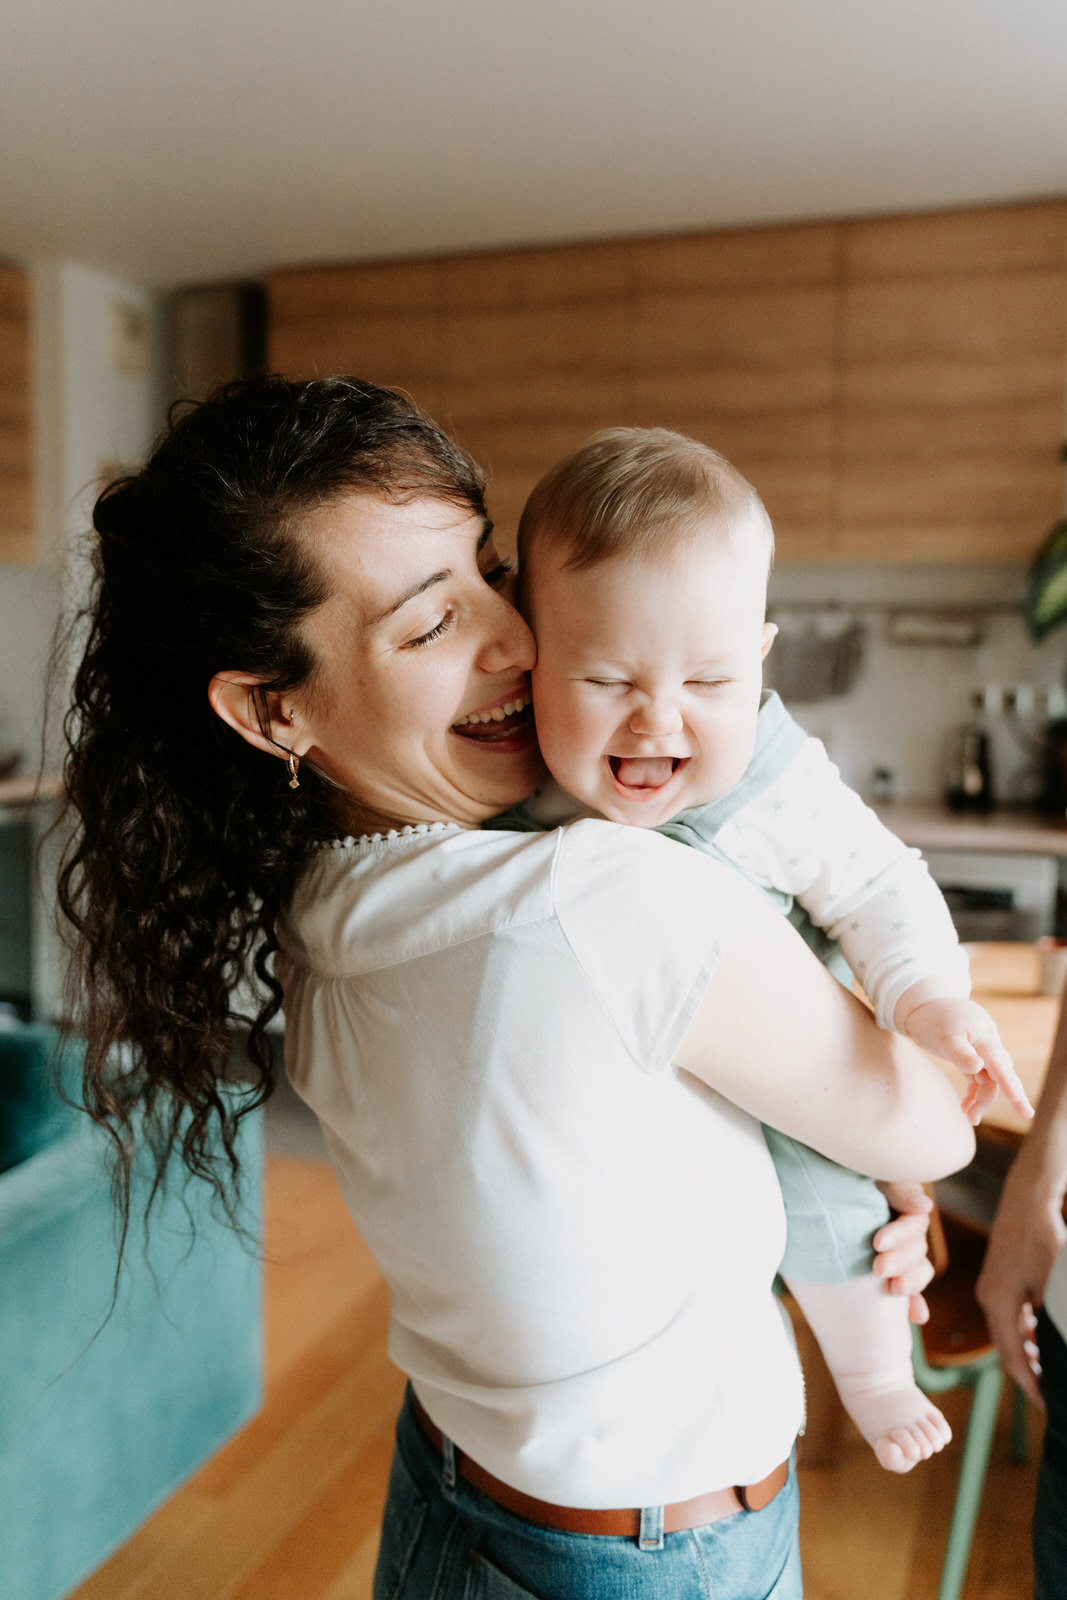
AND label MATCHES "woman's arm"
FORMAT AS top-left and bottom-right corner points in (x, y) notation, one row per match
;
(976, 982), (1067, 1406)
(674, 897), (975, 1182)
